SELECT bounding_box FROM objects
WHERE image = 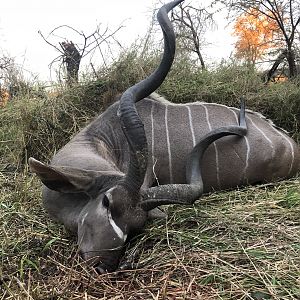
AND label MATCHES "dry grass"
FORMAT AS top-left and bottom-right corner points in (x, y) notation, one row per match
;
(1, 171), (299, 299)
